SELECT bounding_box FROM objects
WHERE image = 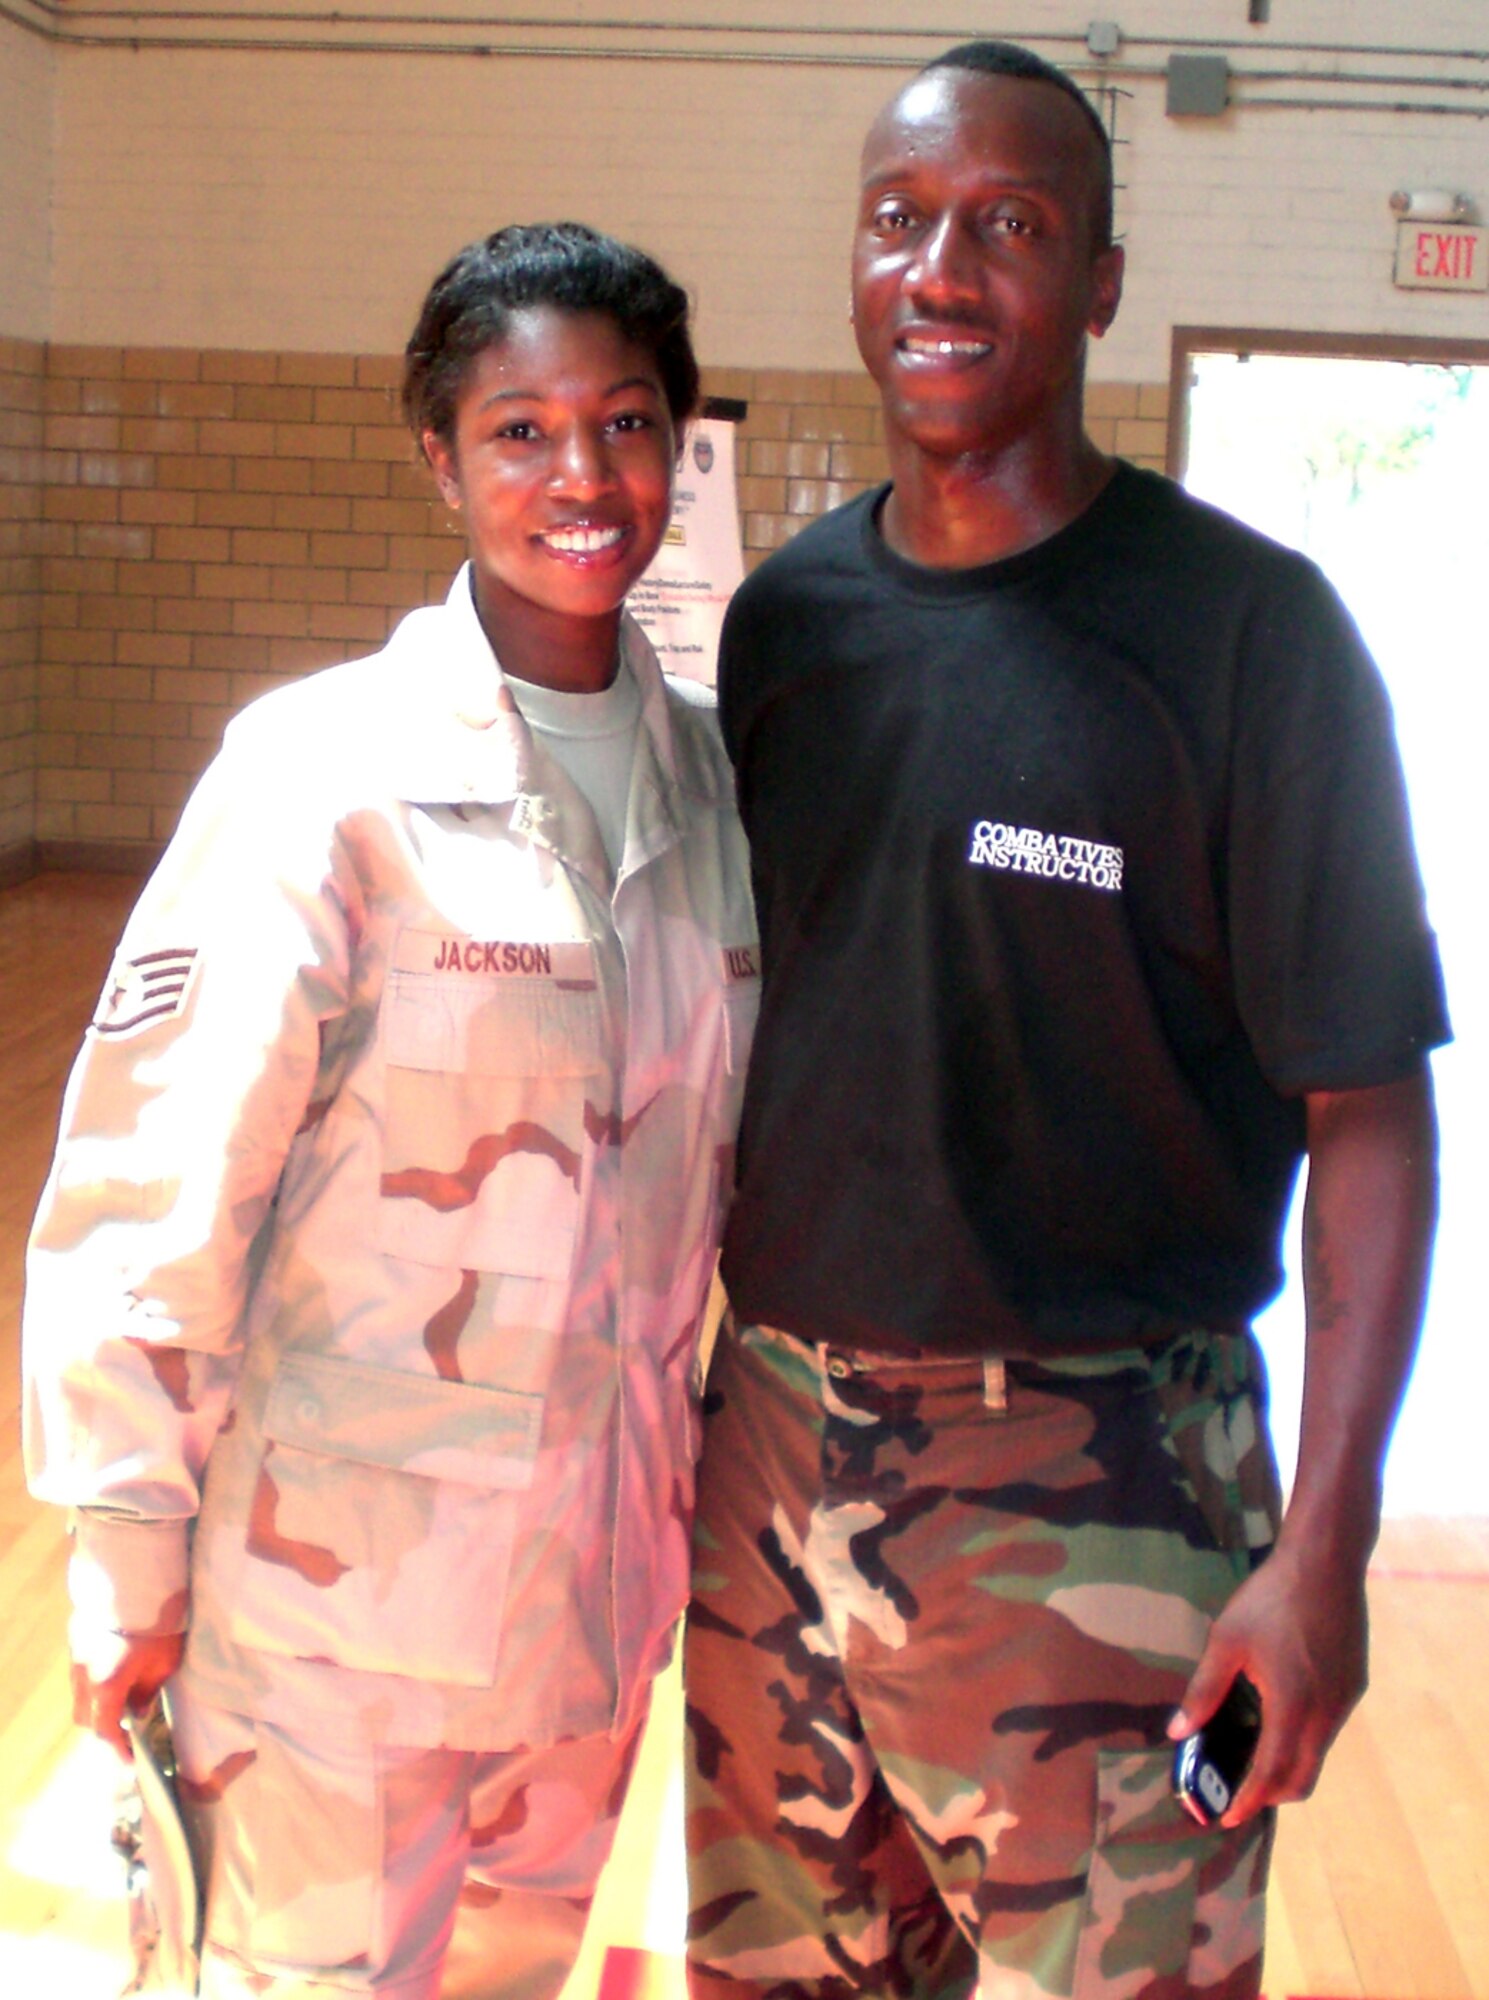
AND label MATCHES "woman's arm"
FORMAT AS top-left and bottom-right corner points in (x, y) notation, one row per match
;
(24, 731), (355, 1748)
